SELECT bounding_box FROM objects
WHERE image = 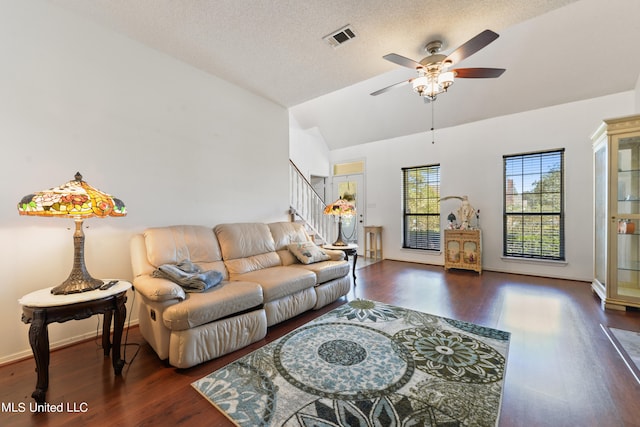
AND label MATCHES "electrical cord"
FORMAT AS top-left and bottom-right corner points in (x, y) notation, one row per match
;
(93, 286), (141, 371)
(121, 289), (141, 371)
